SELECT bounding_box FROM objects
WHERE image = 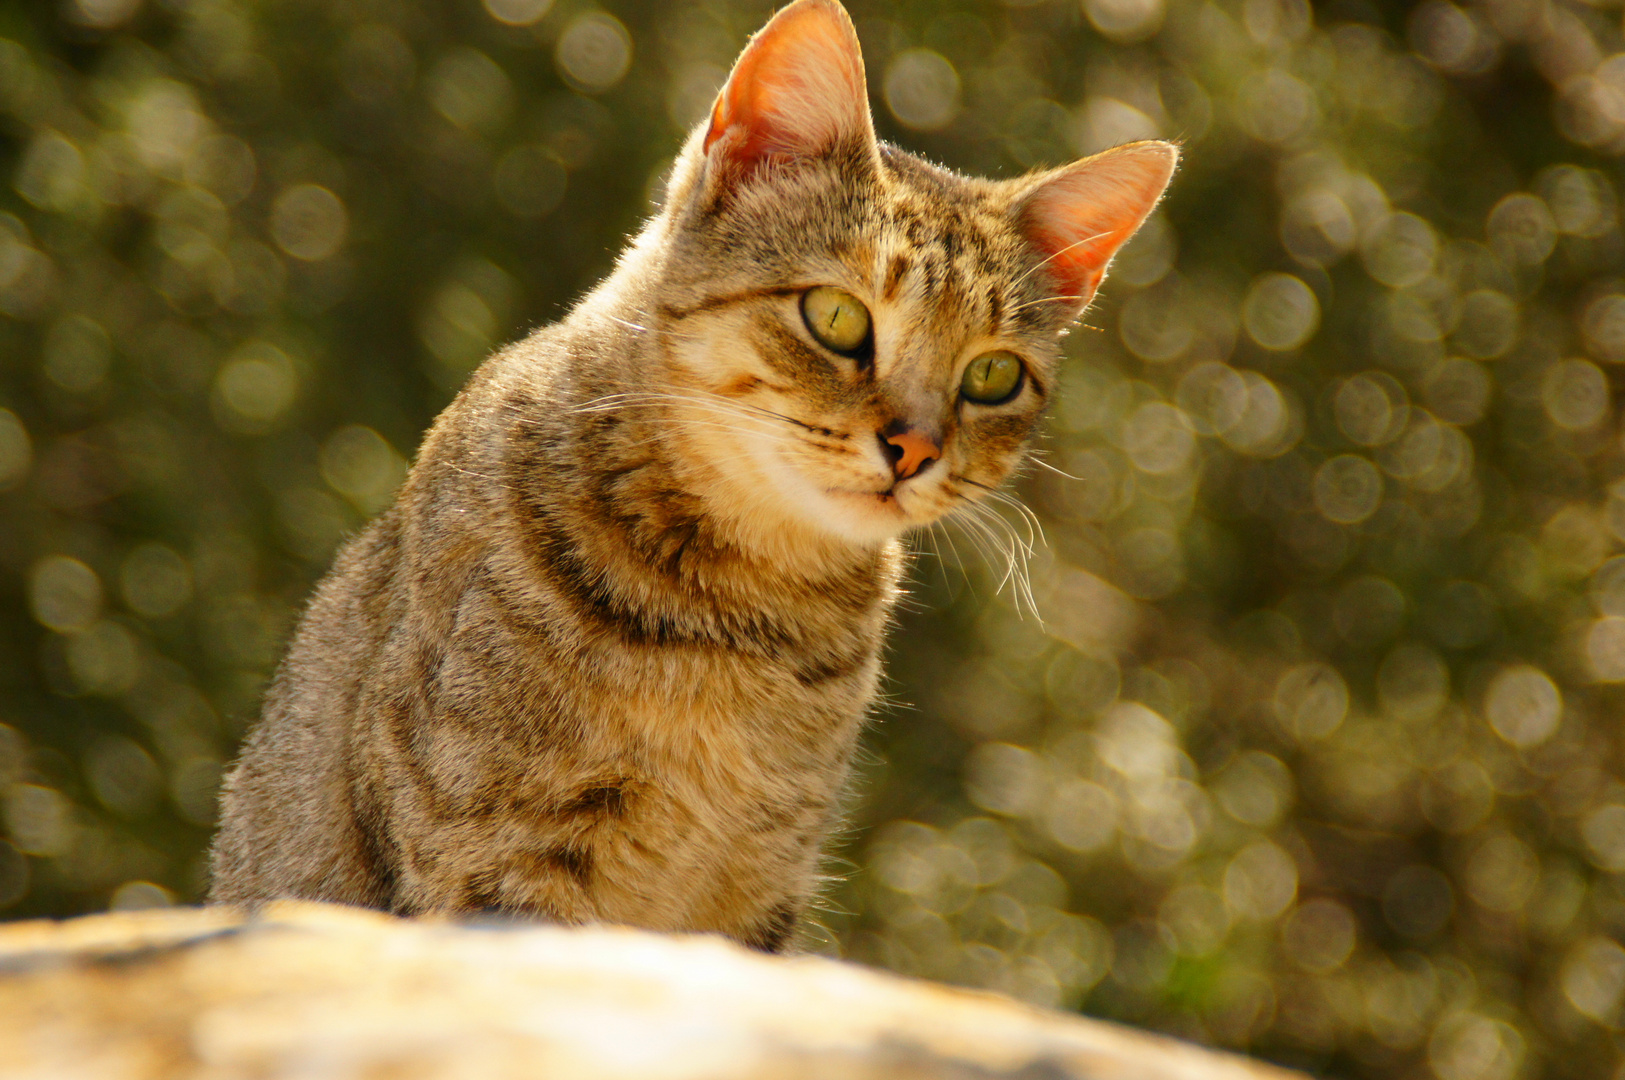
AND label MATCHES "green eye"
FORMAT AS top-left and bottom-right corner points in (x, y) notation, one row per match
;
(961, 351), (1025, 404)
(801, 286), (871, 354)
